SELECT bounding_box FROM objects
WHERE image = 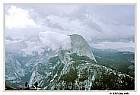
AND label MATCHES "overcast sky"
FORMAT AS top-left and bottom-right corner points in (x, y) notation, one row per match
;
(5, 4), (135, 53)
